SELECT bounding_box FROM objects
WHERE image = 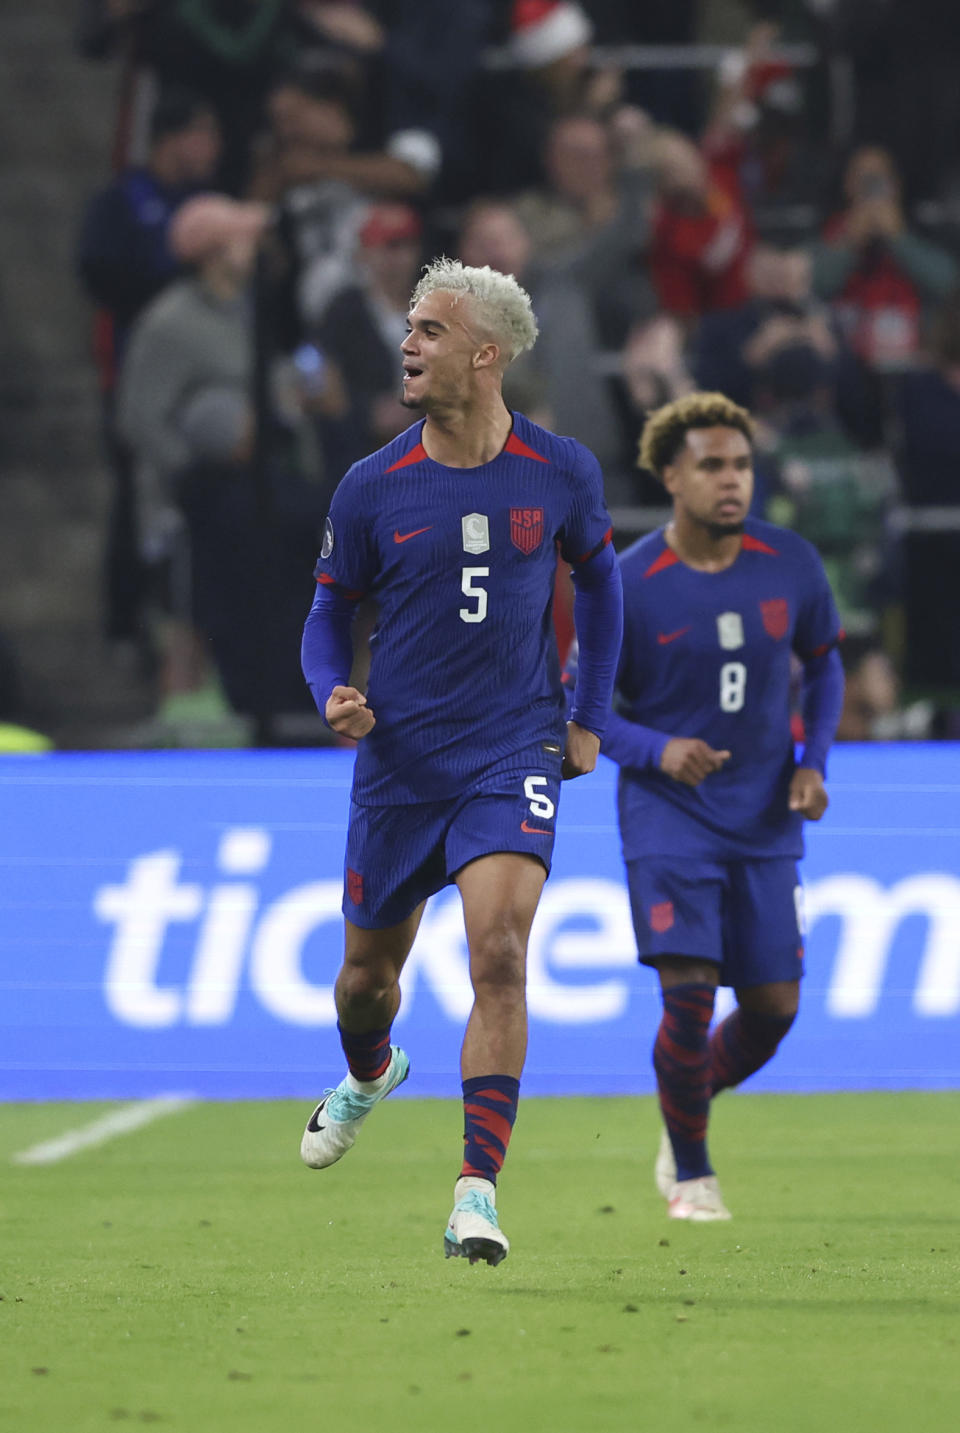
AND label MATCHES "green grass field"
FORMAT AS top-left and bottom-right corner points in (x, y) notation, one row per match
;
(2, 1093), (958, 1433)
